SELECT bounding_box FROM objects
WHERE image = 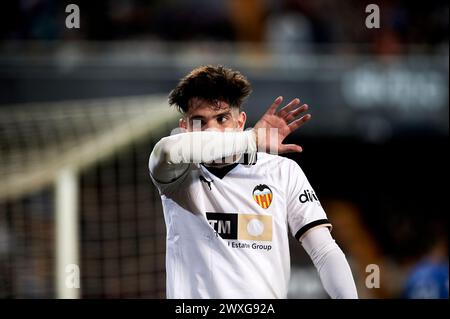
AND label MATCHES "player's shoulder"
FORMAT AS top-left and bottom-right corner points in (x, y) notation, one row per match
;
(256, 152), (301, 170)
(253, 153), (306, 186)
